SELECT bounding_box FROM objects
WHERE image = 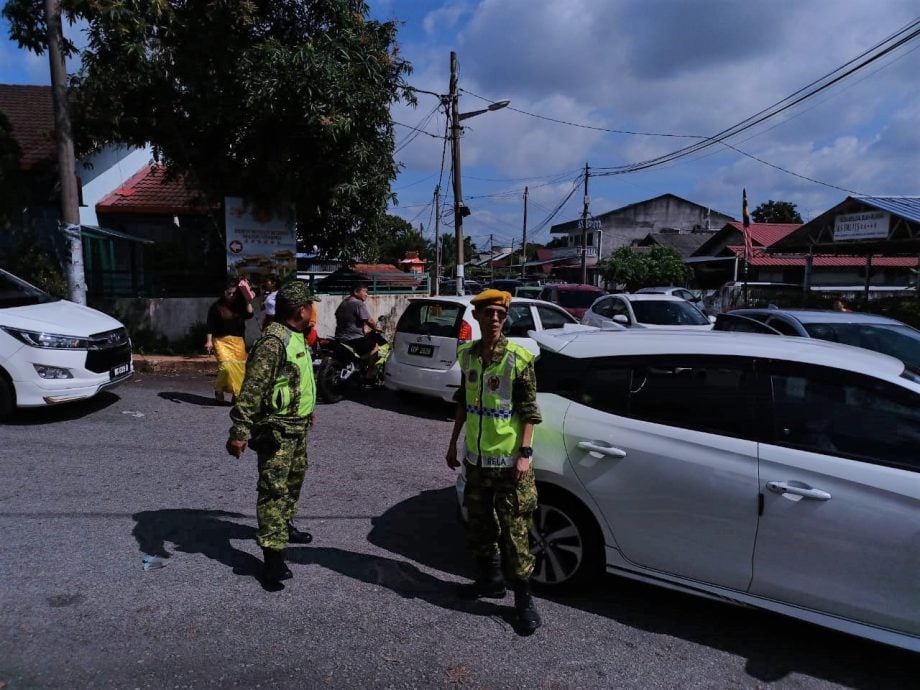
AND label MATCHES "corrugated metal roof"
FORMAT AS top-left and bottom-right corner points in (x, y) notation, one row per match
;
(725, 245), (918, 267)
(855, 196), (920, 224)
